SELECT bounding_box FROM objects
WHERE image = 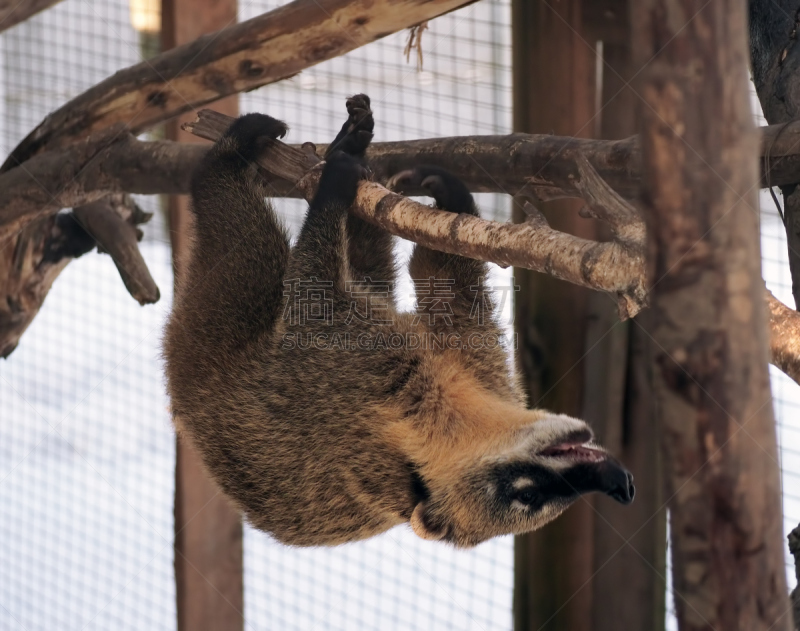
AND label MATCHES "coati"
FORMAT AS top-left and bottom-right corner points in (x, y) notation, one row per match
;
(163, 94), (634, 548)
